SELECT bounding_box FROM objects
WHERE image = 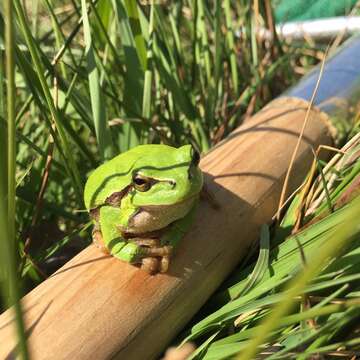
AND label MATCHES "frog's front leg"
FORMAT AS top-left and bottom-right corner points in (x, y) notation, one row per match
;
(142, 205), (196, 273)
(98, 206), (170, 271)
(98, 206), (140, 263)
(97, 205), (196, 274)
